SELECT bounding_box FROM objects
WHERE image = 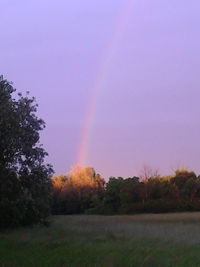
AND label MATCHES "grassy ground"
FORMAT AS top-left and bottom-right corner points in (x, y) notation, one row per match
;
(1, 213), (200, 266)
